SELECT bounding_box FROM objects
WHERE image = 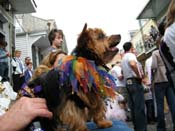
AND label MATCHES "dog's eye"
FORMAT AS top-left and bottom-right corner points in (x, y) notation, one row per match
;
(97, 33), (106, 40)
